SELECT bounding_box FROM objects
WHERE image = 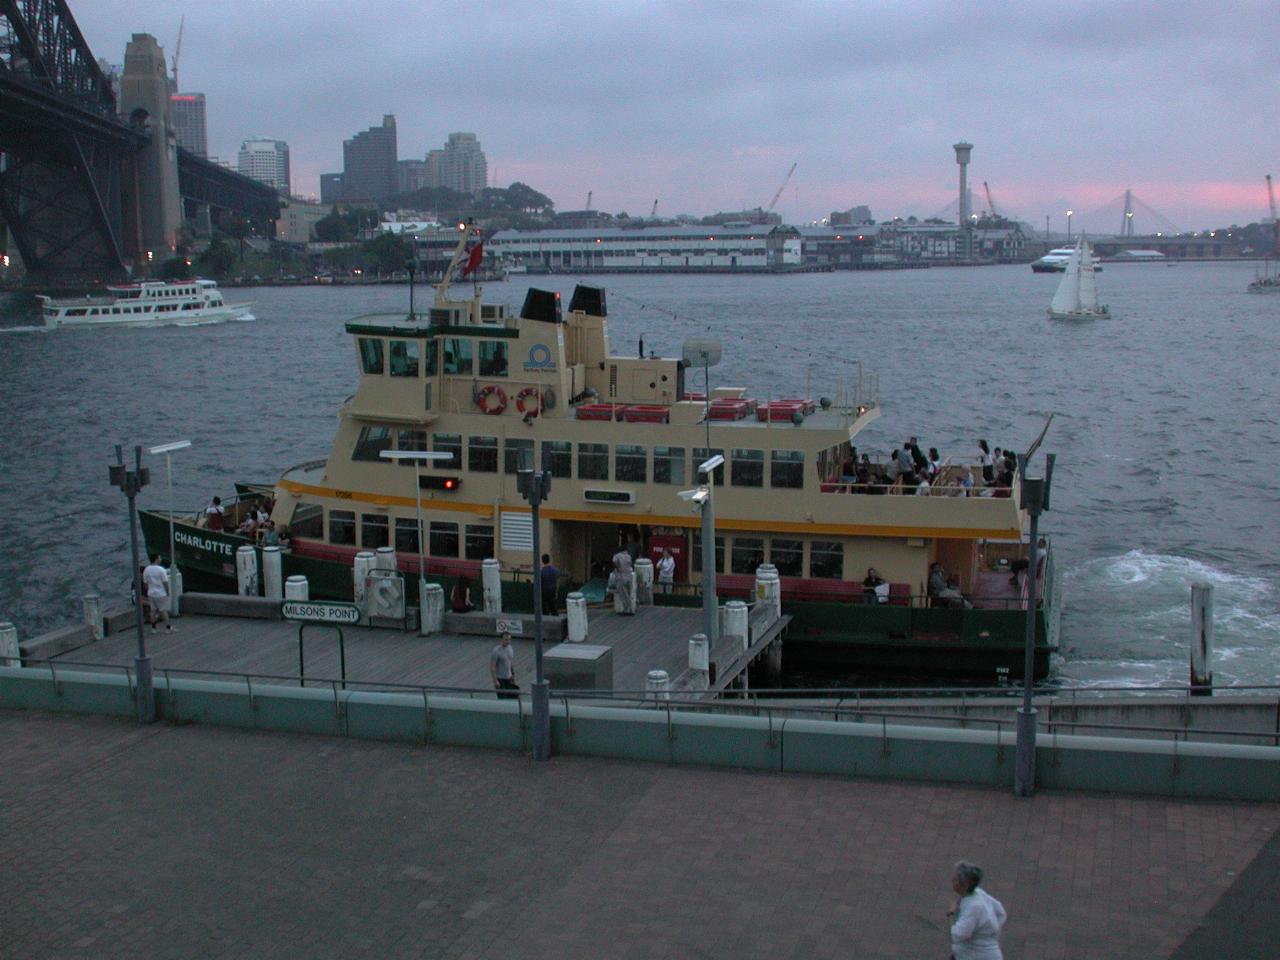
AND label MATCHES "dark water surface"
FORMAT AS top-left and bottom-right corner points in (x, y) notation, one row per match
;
(2, 262), (1277, 686)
